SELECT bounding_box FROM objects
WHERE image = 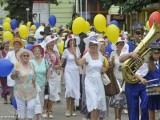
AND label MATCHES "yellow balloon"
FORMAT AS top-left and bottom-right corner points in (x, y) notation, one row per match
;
(104, 24), (120, 43)
(72, 17), (85, 34)
(58, 40), (64, 55)
(104, 57), (109, 68)
(94, 14), (107, 32)
(146, 21), (150, 30)
(3, 22), (11, 31)
(5, 17), (11, 23)
(83, 21), (90, 33)
(31, 25), (36, 32)
(27, 22), (31, 28)
(18, 25), (29, 39)
(3, 31), (13, 41)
